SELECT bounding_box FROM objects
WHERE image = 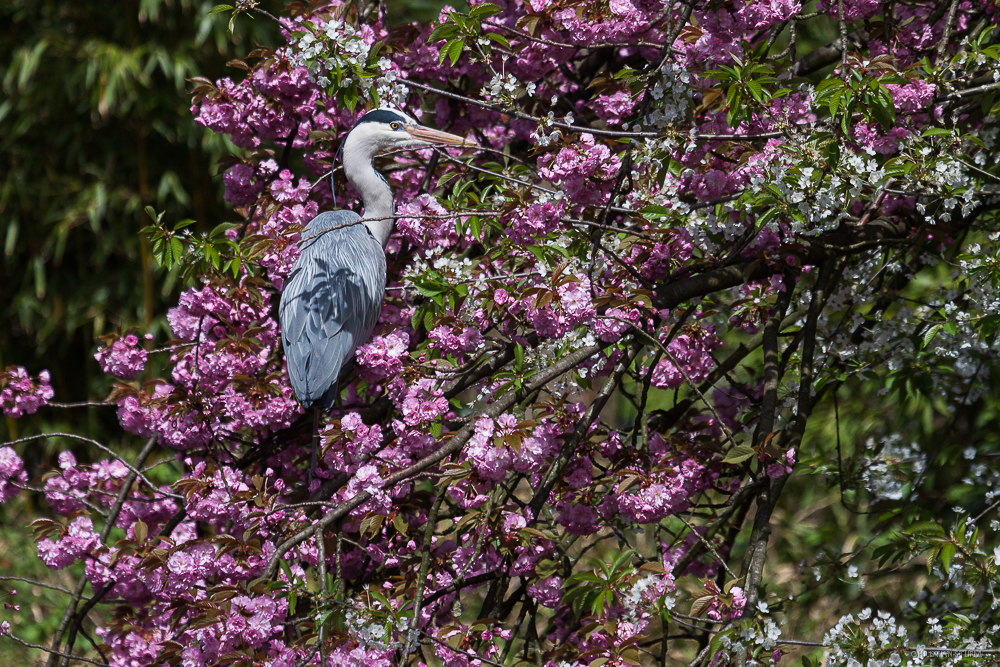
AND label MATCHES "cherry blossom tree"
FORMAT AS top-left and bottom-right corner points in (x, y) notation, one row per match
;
(2, 0), (1000, 665)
